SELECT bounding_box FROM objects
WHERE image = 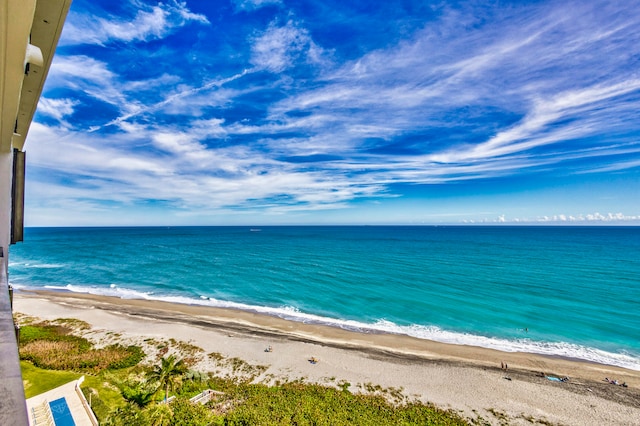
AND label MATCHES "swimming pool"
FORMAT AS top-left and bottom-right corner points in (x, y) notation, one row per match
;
(49, 397), (75, 426)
